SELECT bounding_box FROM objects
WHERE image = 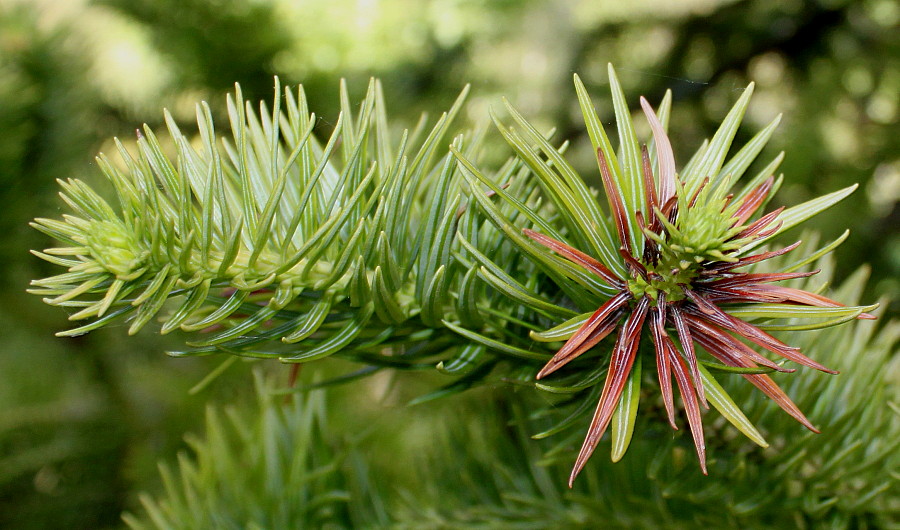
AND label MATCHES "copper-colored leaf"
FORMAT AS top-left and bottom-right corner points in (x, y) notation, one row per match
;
(684, 291), (838, 374)
(659, 195), (678, 222)
(640, 145), (659, 222)
(569, 297), (649, 486)
(640, 96), (675, 205)
(537, 291), (630, 379)
(696, 285), (789, 304)
(649, 305), (677, 428)
(691, 330), (818, 432)
(523, 228), (623, 287)
(739, 284), (876, 319)
(702, 269), (819, 289)
(735, 206), (783, 240)
(688, 177), (709, 208)
(684, 314), (793, 372)
(733, 176), (775, 224)
(670, 306), (707, 407)
(597, 149), (633, 255)
(703, 241), (801, 273)
(565, 309), (629, 363)
(668, 335), (708, 474)
(619, 247), (649, 280)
